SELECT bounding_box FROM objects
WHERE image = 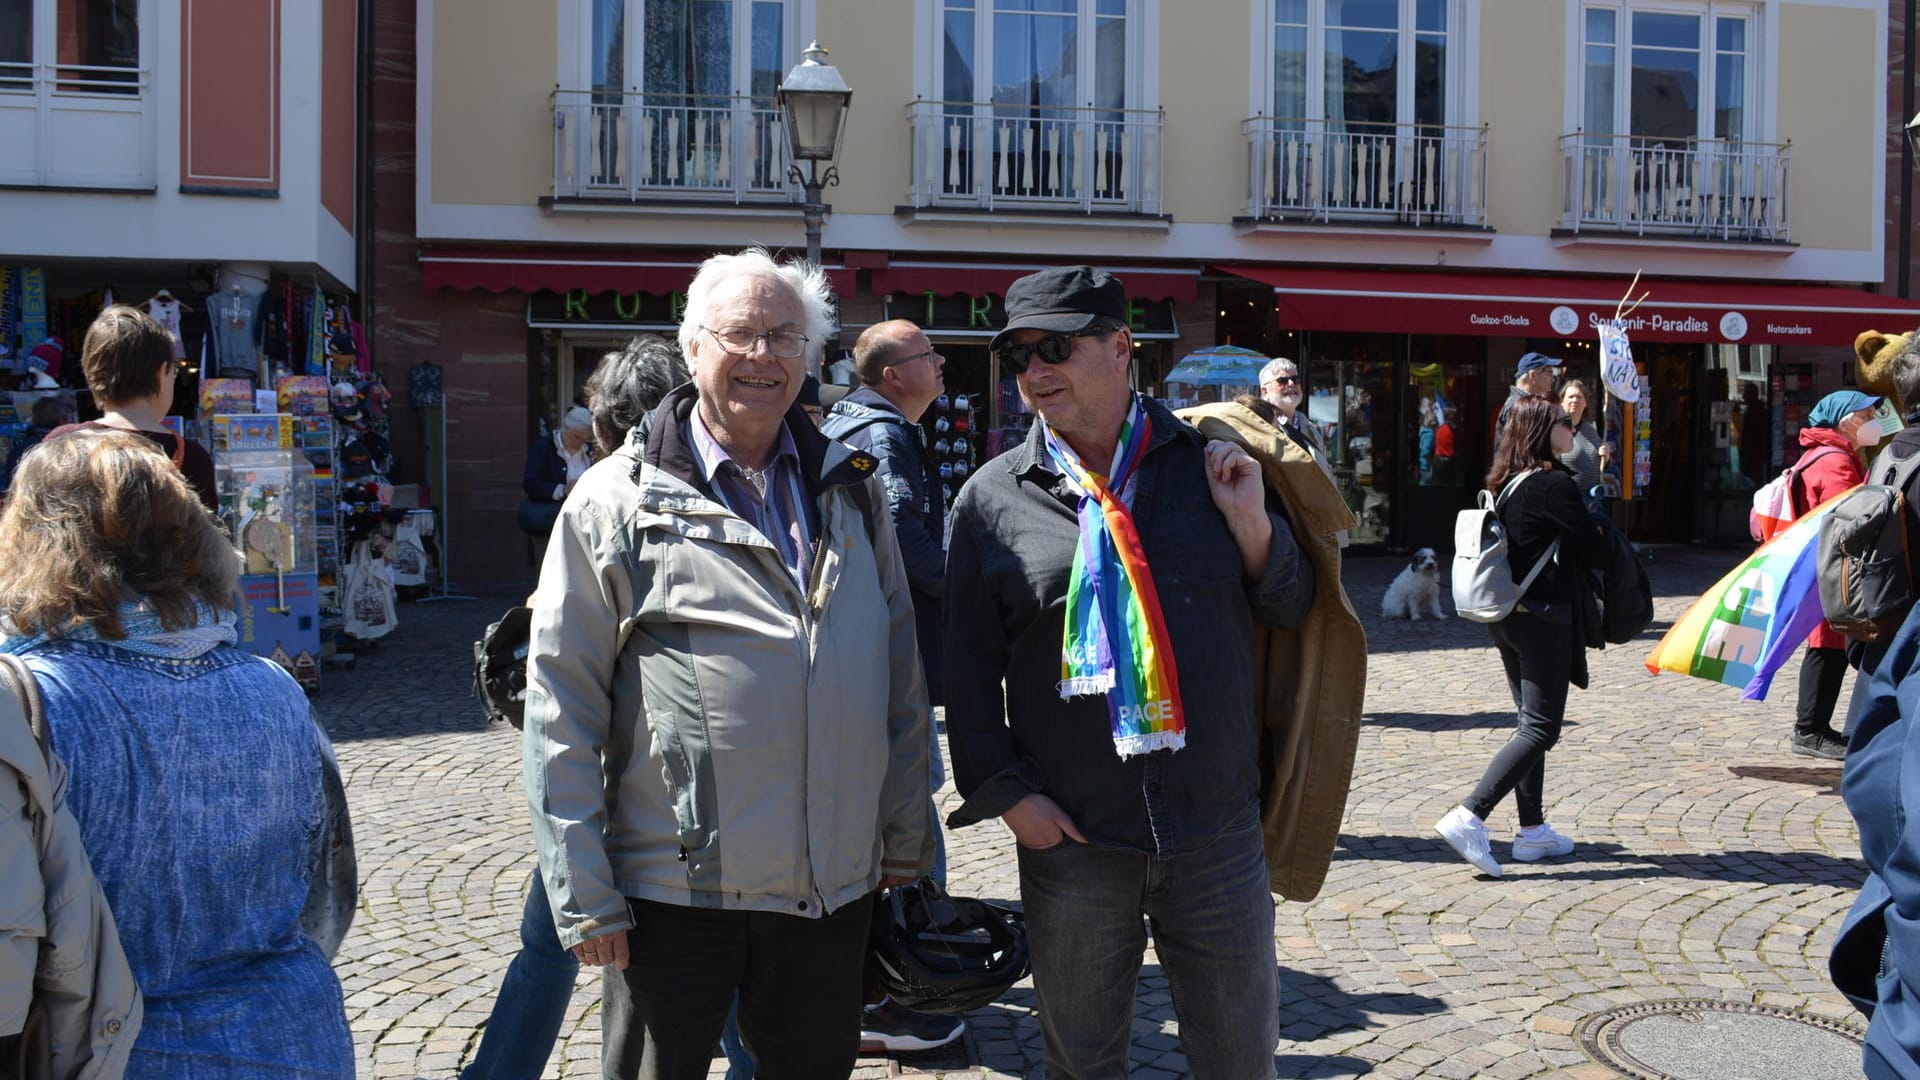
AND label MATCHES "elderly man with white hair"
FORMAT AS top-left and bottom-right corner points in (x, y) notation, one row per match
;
(523, 247), (935, 1080)
(1258, 356), (1326, 459)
